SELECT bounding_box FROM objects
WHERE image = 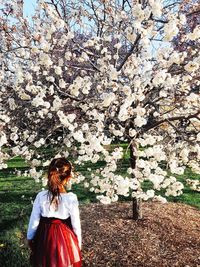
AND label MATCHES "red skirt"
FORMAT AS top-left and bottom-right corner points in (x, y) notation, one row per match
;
(31, 216), (82, 267)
